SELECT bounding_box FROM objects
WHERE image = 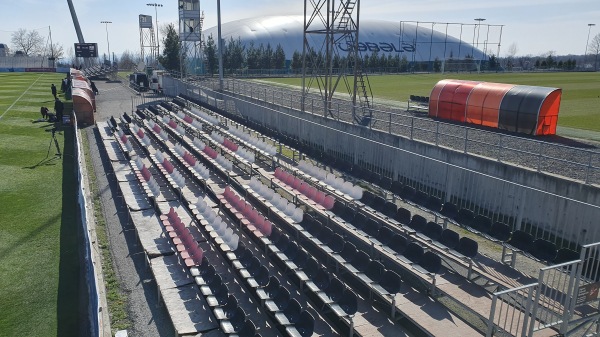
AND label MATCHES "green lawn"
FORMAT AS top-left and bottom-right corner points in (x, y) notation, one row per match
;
(264, 72), (600, 132)
(0, 72), (80, 337)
